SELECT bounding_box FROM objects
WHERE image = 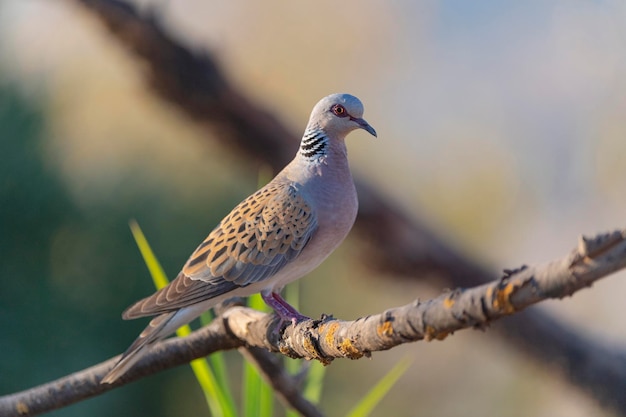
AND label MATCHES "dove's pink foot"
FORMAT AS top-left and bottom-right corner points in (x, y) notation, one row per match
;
(261, 290), (310, 325)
